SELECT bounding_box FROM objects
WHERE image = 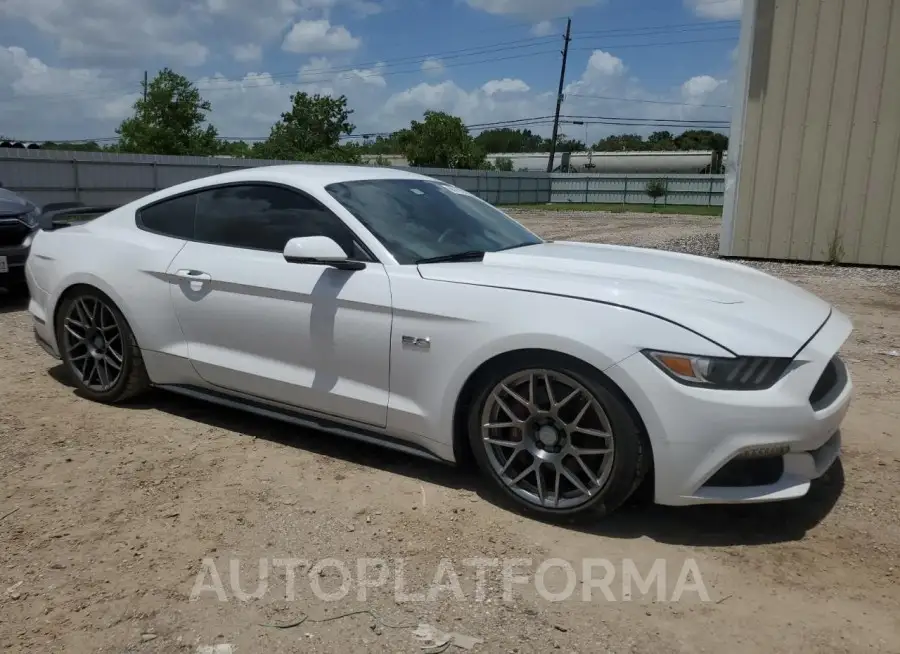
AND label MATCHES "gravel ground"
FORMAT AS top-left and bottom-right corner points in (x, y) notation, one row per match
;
(1, 209), (898, 653)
